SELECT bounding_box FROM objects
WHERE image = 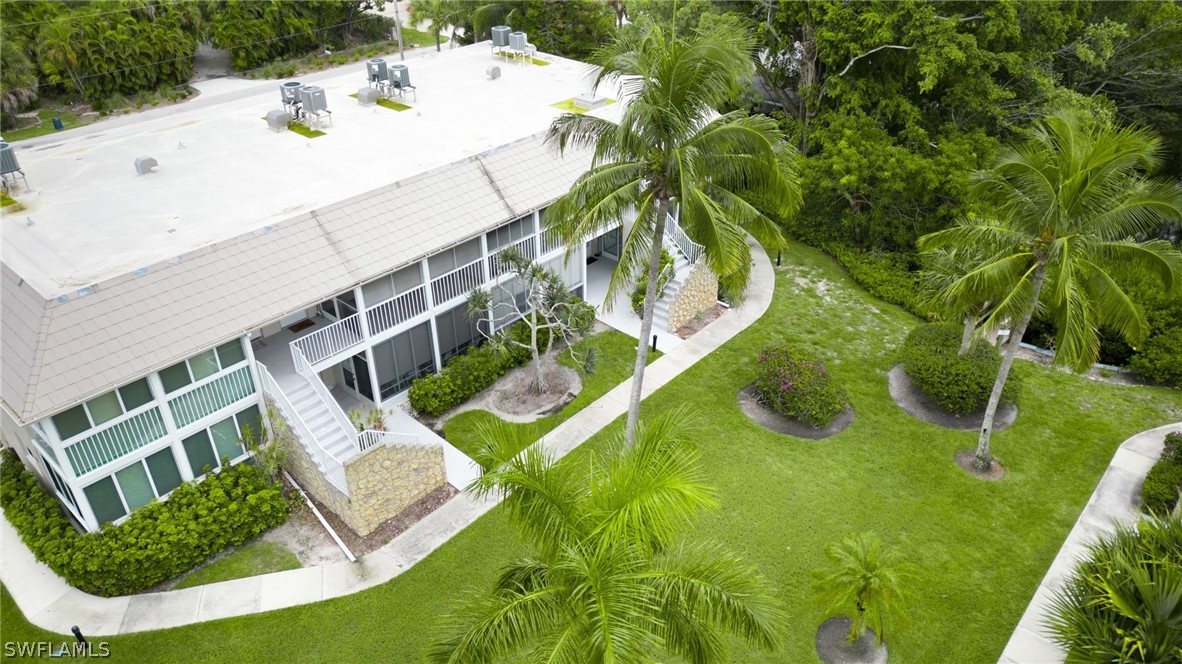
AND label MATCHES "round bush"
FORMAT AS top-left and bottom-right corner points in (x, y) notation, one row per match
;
(754, 345), (847, 428)
(900, 323), (1020, 415)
